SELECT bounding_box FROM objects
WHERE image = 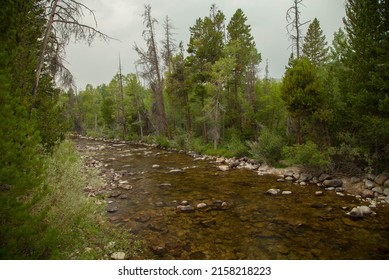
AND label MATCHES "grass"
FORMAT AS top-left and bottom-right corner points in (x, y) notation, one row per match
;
(1, 139), (142, 259)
